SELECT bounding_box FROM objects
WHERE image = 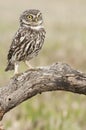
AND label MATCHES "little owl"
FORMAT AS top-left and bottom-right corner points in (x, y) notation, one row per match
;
(5, 9), (46, 74)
